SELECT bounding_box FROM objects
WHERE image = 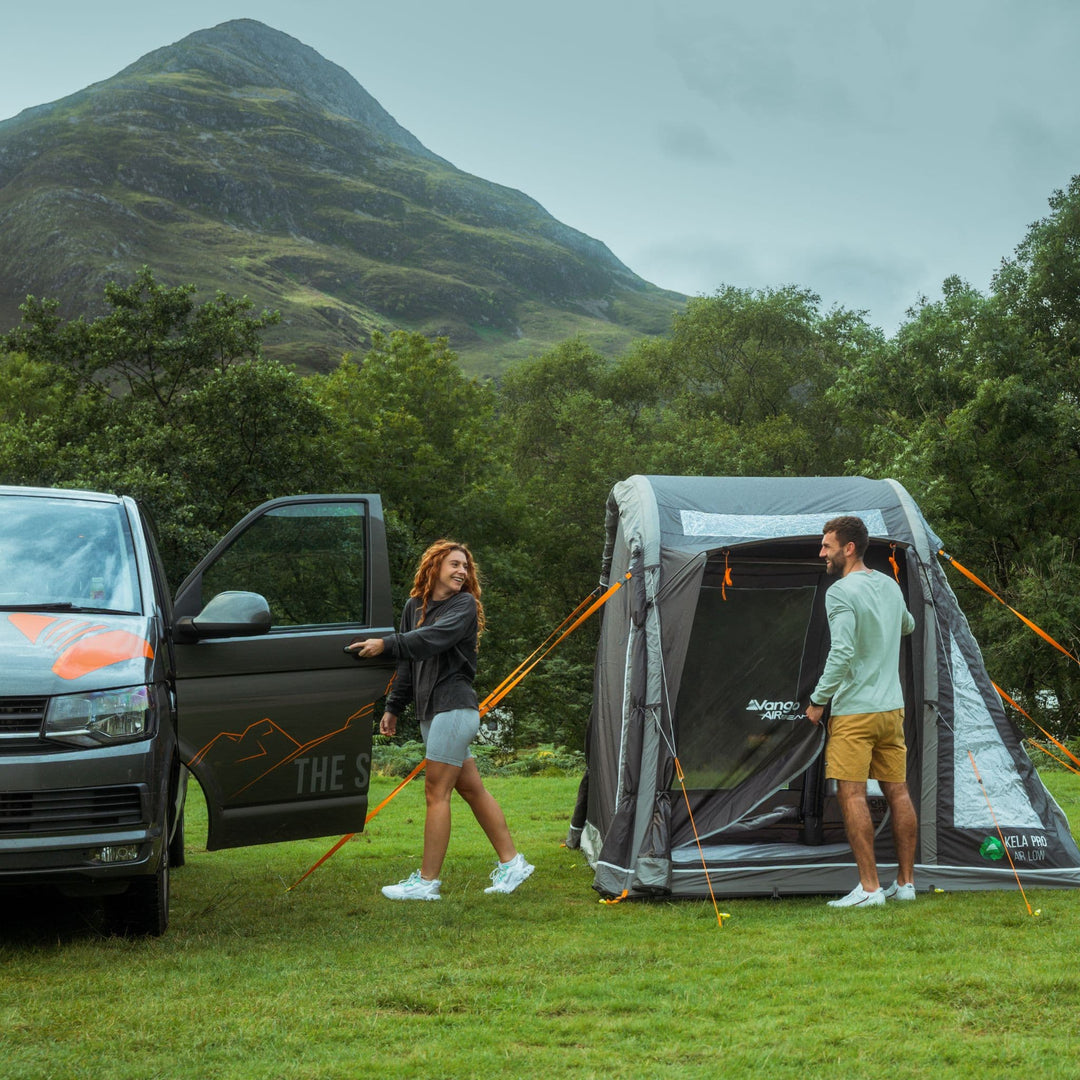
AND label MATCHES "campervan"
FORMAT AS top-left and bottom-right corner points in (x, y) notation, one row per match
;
(0, 486), (395, 934)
